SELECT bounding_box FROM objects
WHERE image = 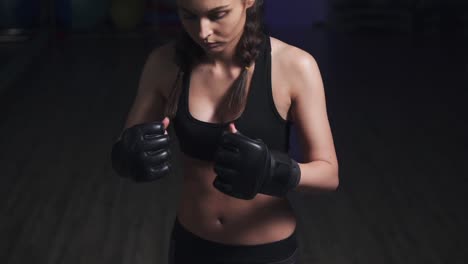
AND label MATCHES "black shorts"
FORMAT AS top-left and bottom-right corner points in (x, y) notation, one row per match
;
(168, 217), (300, 264)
